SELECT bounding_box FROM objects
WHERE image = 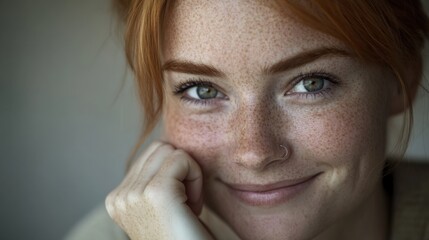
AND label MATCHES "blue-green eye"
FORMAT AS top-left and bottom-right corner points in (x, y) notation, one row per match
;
(188, 85), (220, 99)
(290, 77), (331, 94)
(173, 79), (226, 102)
(285, 72), (339, 100)
(303, 78), (325, 92)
